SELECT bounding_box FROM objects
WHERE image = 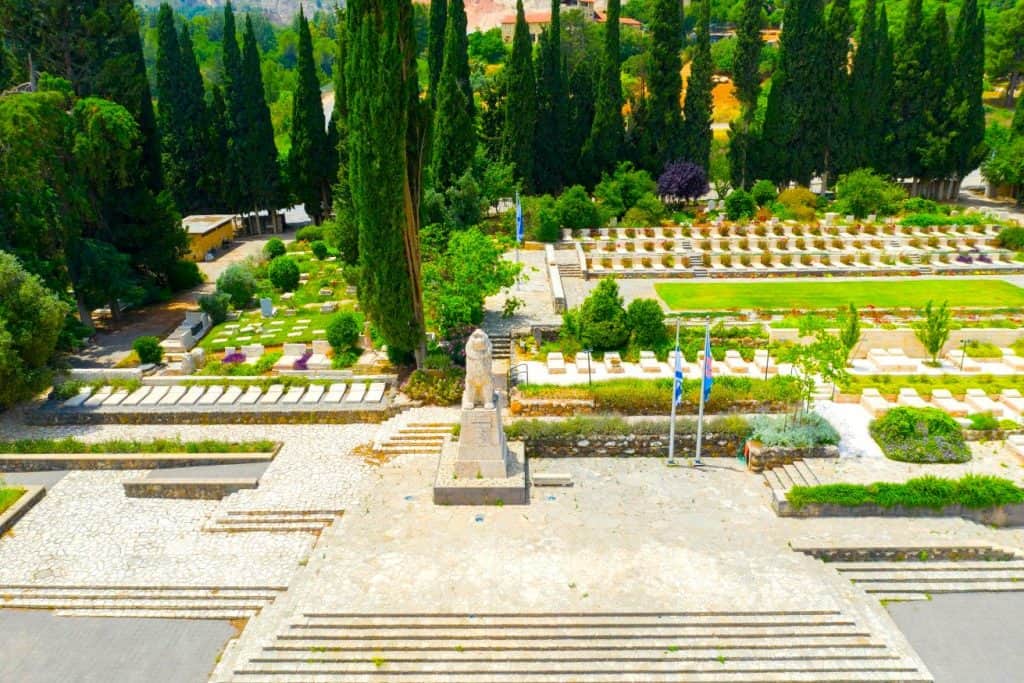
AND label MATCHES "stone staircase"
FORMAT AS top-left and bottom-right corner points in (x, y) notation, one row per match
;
(557, 261), (583, 278)
(687, 252), (704, 268)
(375, 422), (454, 458)
(227, 611), (931, 681)
(763, 460), (821, 503)
(489, 333), (512, 360)
(797, 545), (1024, 602)
(204, 509), (343, 534)
(0, 584), (285, 620)
(677, 238), (693, 250)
